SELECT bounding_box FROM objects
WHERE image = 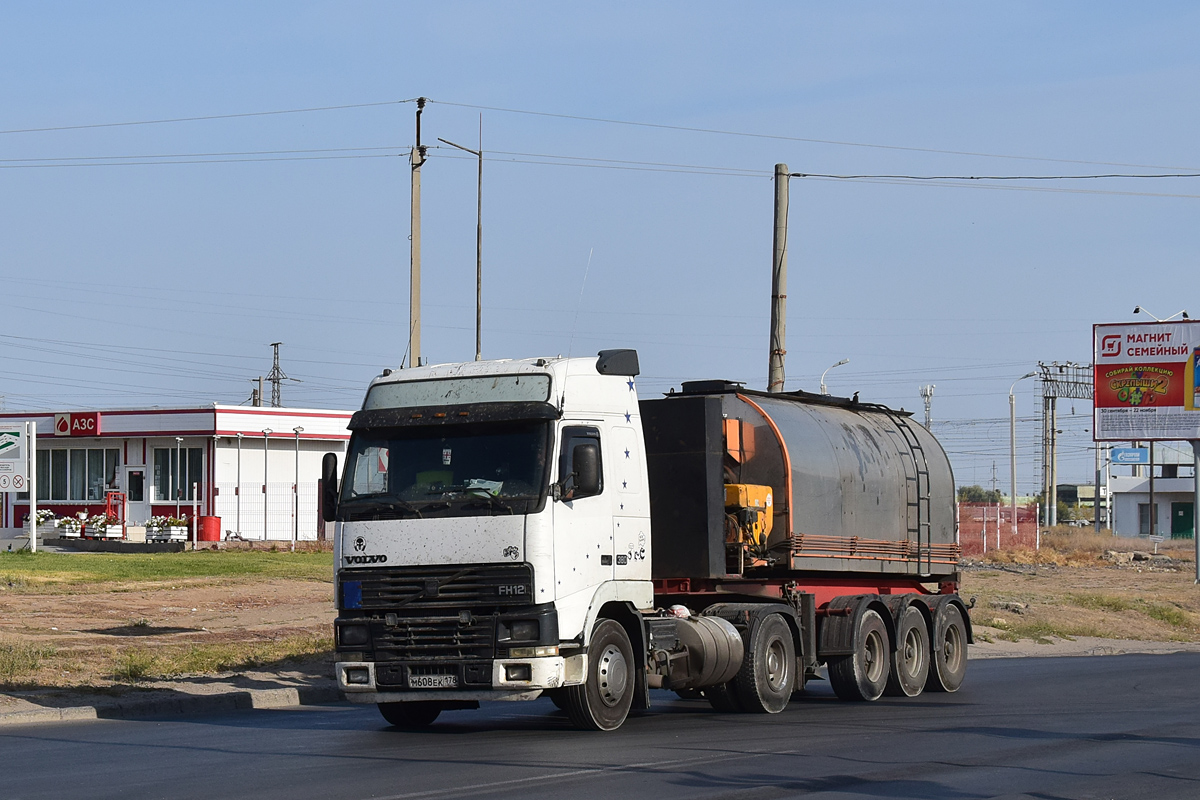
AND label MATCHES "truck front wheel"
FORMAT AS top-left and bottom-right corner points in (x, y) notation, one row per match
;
(828, 608), (890, 701)
(564, 619), (635, 731)
(378, 701), (442, 729)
